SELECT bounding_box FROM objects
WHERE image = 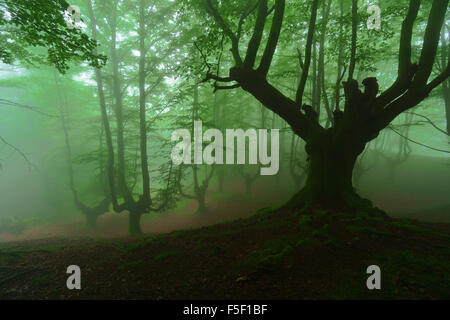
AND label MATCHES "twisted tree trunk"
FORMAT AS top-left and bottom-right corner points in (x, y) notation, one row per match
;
(287, 122), (369, 211)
